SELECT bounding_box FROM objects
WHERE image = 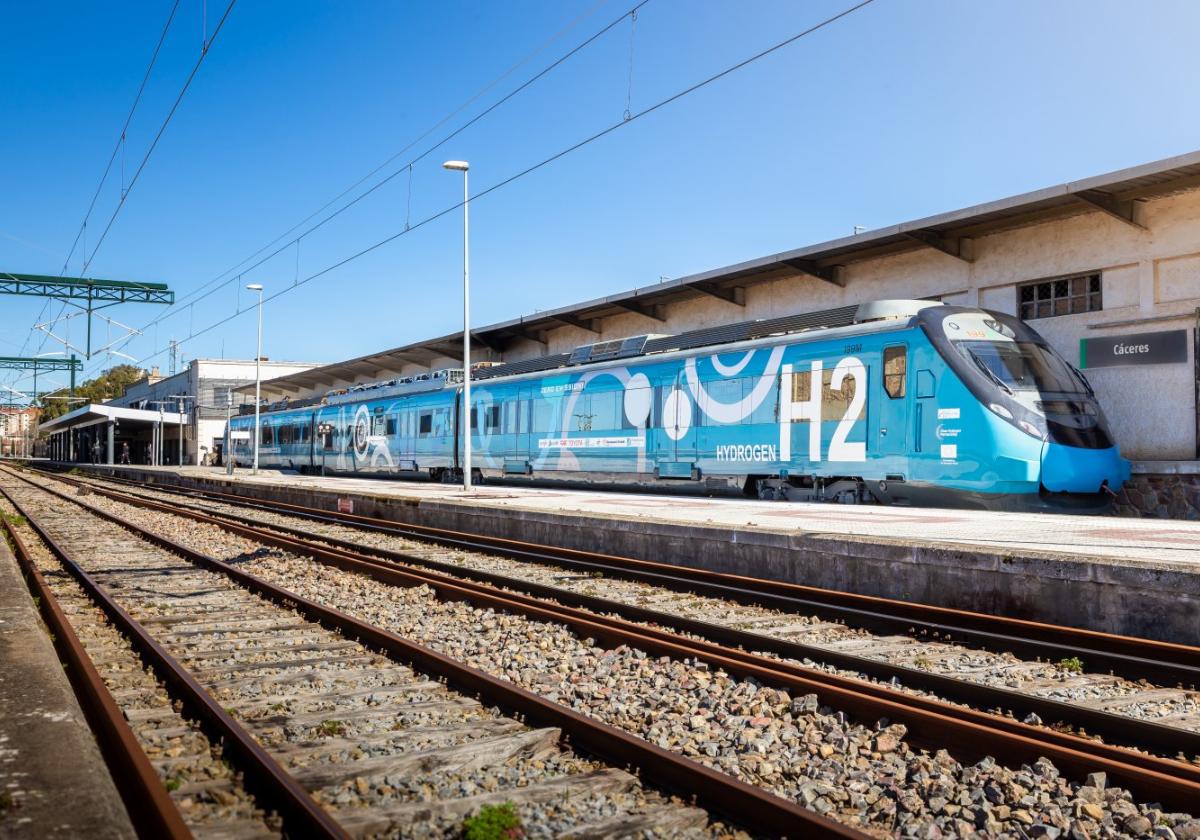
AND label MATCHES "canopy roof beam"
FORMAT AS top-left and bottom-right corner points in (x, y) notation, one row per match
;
(1074, 190), (1147, 230)
(608, 299), (667, 322)
(690, 282), (745, 307)
(548, 313), (602, 334)
(781, 259), (845, 287)
(901, 230), (974, 262)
